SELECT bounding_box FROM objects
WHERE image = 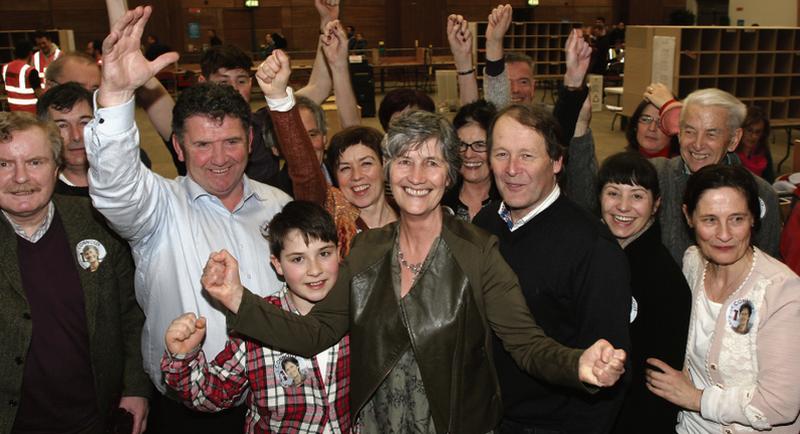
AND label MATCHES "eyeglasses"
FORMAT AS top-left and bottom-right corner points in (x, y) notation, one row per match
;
(638, 114), (660, 125)
(459, 140), (488, 153)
